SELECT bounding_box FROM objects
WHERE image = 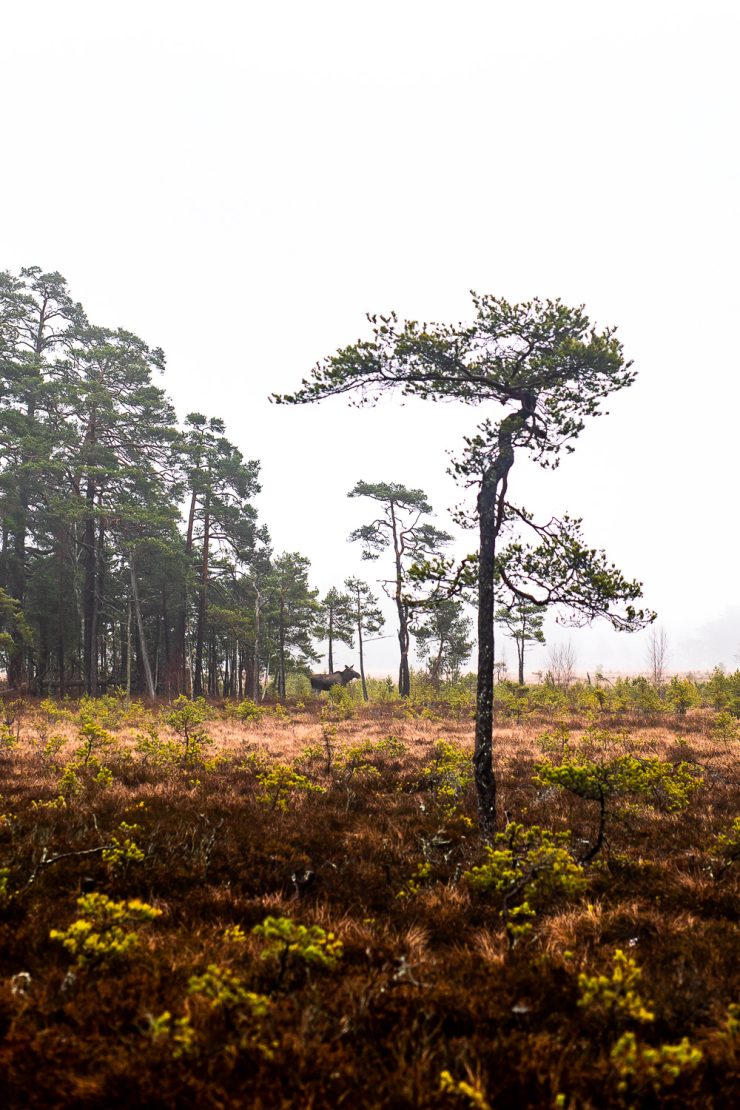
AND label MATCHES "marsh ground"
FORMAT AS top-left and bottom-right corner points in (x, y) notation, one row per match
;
(0, 695), (737, 1108)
